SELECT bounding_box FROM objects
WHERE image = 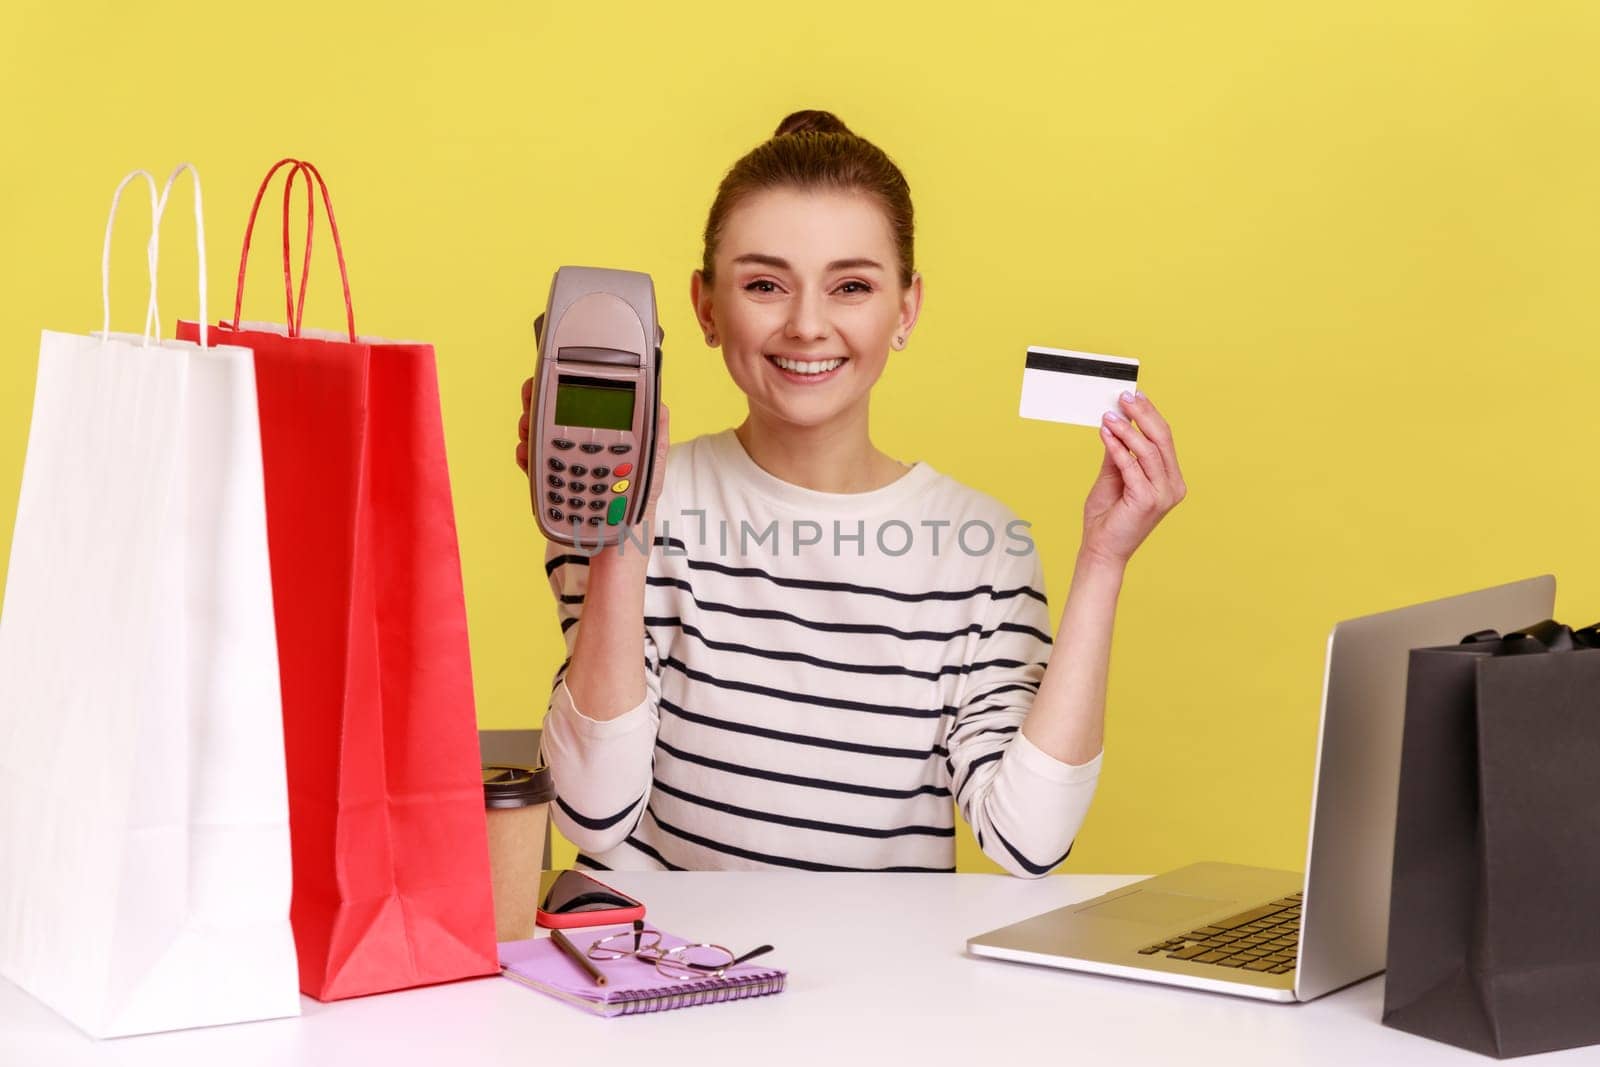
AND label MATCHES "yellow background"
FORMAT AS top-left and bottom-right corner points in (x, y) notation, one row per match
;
(2, 1), (1596, 876)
